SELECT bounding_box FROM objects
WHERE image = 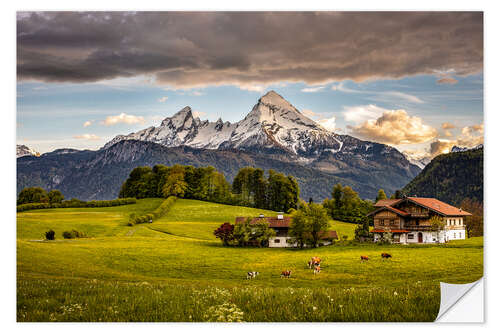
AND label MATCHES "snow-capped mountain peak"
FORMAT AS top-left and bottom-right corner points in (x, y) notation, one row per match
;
(17, 144), (40, 158)
(103, 91), (375, 159)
